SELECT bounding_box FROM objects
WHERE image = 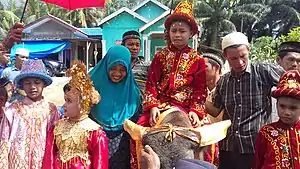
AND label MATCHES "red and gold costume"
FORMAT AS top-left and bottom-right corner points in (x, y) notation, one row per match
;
(43, 118), (108, 169)
(142, 45), (207, 117)
(42, 61), (108, 169)
(140, 0), (206, 123)
(253, 121), (300, 169)
(135, 32), (218, 169)
(130, 1), (220, 168)
(253, 70), (300, 169)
